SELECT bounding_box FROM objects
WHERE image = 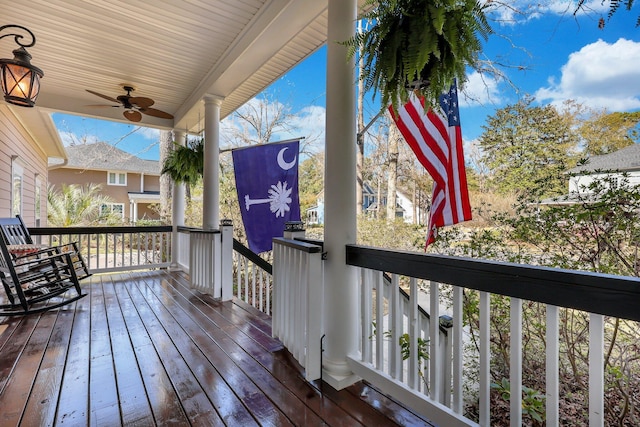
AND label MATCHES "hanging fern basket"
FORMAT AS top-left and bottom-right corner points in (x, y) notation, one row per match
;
(346, 0), (492, 112)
